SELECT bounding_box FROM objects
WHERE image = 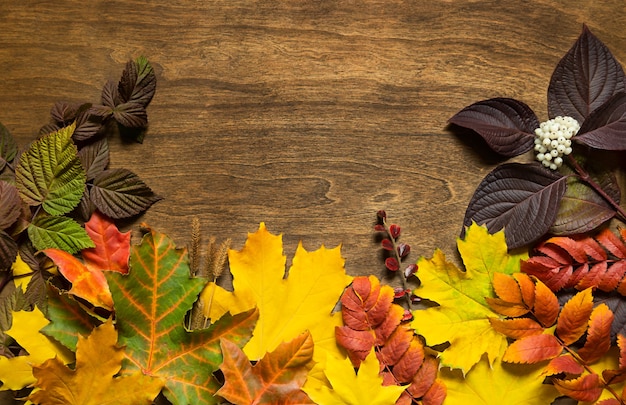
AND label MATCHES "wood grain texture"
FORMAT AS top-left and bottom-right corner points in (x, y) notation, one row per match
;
(2, 0), (626, 281)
